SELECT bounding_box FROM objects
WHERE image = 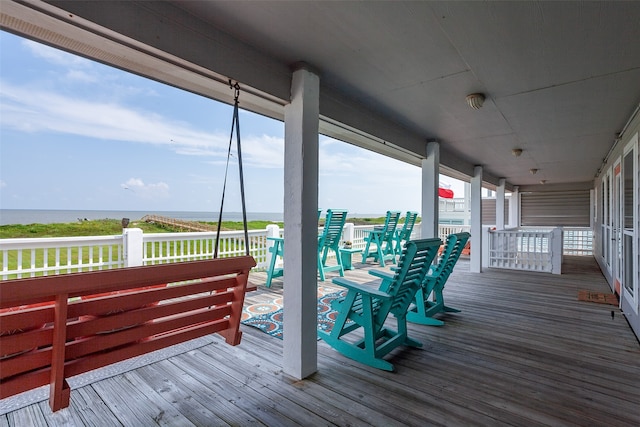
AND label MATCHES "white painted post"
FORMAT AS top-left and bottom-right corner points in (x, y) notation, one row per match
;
(421, 141), (439, 238)
(266, 224), (280, 267)
(551, 227), (563, 274)
(482, 226), (491, 270)
(283, 63), (320, 379)
(343, 222), (355, 244)
(123, 228), (143, 267)
(470, 166), (483, 273)
(496, 178), (506, 230)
